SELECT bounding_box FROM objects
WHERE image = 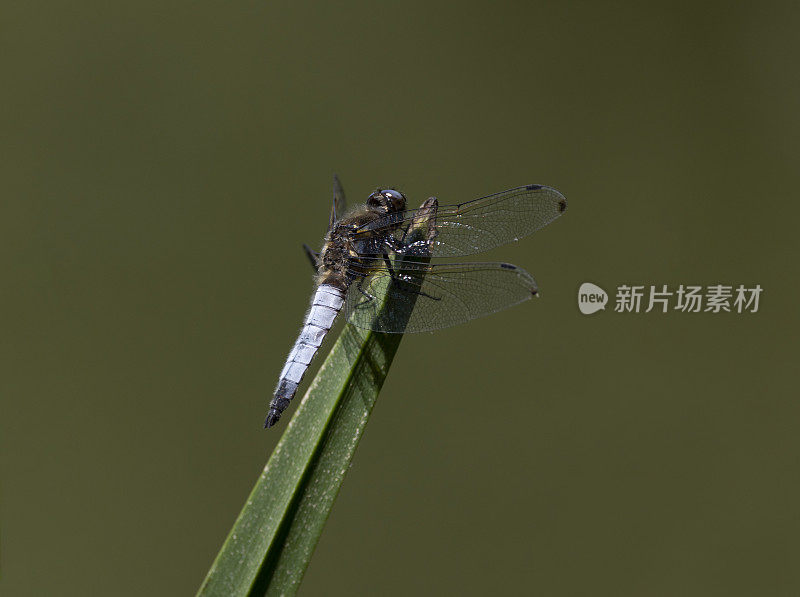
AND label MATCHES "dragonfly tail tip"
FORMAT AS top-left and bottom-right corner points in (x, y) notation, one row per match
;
(264, 409), (281, 429)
